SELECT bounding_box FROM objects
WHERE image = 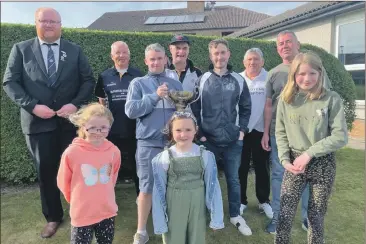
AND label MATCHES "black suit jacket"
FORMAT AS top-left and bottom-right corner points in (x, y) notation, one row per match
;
(3, 37), (96, 134)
